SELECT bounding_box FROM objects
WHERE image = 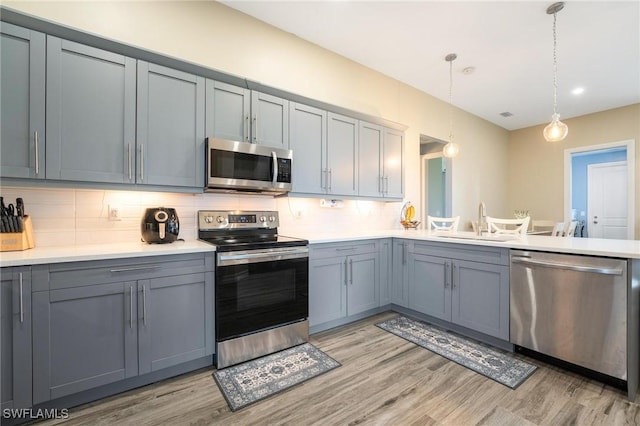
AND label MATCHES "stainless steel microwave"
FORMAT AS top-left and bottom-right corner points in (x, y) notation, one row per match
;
(206, 138), (293, 194)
